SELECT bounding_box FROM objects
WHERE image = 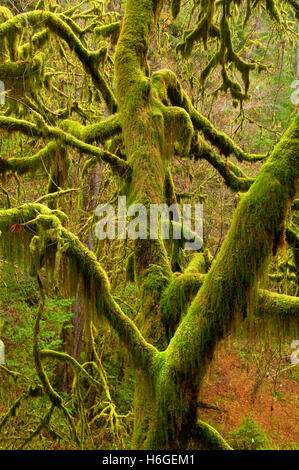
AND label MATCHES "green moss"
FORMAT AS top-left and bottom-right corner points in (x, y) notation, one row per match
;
(0, 10), (117, 112)
(176, 0), (215, 56)
(0, 7), (13, 22)
(0, 6), (18, 61)
(61, 115), (122, 144)
(151, 69), (268, 162)
(0, 56), (43, 82)
(144, 114), (299, 449)
(200, 51), (221, 85)
(0, 116), (129, 176)
(0, 142), (57, 177)
(185, 250), (212, 274)
(265, 0), (281, 23)
(161, 104), (194, 159)
(253, 290), (299, 338)
(94, 22), (121, 45)
(18, 29), (50, 60)
(192, 135), (254, 192)
(160, 272), (205, 340)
